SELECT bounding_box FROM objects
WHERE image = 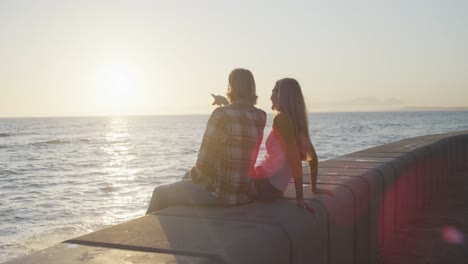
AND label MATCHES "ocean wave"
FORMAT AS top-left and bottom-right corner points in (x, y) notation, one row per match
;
(31, 140), (70, 145)
(0, 133), (12, 137)
(2, 169), (21, 175)
(31, 139), (91, 146)
(182, 149), (198, 155)
(100, 186), (121, 193)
